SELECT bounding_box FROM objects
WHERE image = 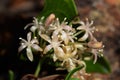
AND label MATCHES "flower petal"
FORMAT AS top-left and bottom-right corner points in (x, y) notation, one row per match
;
(40, 34), (51, 43)
(43, 45), (52, 54)
(18, 44), (27, 52)
(66, 58), (75, 71)
(30, 26), (37, 32)
(91, 49), (98, 64)
(71, 48), (77, 56)
(63, 25), (72, 31)
(19, 37), (27, 43)
(54, 47), (65, 60)
(61, 31), (68, 44)
(78, 32), (88, 41)
(53, 30), (59, 37)
(27, 32), (32, 42)
(79, 21), (85, 25)
(24, 23), (34, 30)
(33, 17), (39, 25)
(31, 38), (39, 44)
(32, 44), (43, 51)
(53, 54), (57, 61)
(75, 43), (84, 50)
(77, 26), (86, 30)
(26, 47), (33, 61)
